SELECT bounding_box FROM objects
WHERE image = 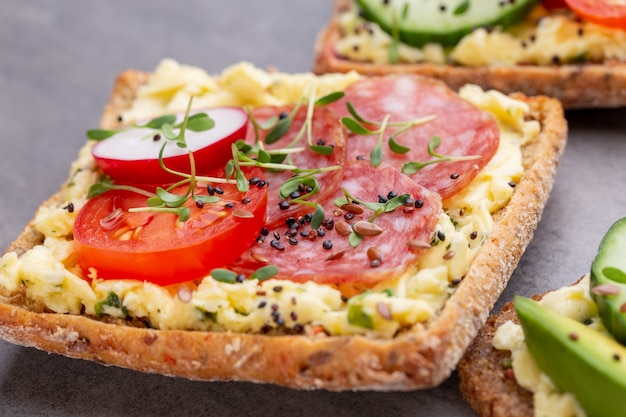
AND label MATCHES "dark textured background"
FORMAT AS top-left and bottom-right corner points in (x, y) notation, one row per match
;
(1, 1), (626, 415)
